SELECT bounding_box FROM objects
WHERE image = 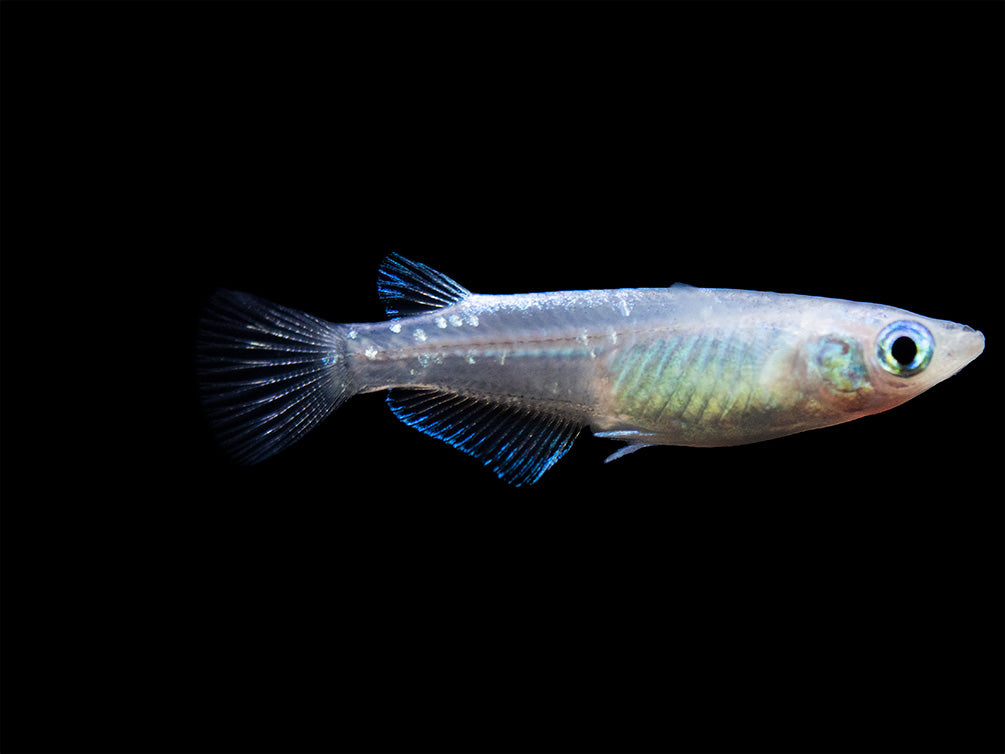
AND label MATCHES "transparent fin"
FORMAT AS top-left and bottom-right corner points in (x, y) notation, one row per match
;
(386, 389), (581, 486)
(594, 430), (658, 464)
(377, 253), (472, 316)
(603, 443), (655, 463)
(197, 290), (353, 464)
